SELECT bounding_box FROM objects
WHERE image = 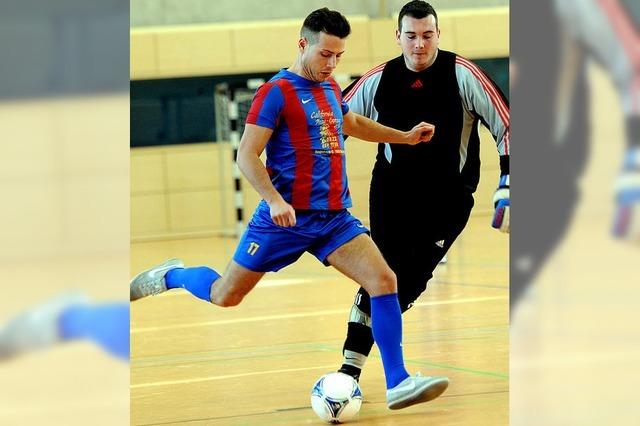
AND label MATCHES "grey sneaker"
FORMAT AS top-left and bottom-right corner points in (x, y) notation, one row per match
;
(130, 258), (184, 301)
(386, 373), (449, 410)
(0, 291), (89, 360)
